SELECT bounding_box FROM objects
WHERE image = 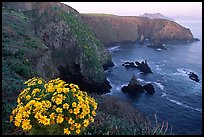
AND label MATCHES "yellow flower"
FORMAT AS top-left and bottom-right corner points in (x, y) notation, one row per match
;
(23, 124), (32, 131)
(93, 104), (97, 110)
(34, 102), (42, 108)
(56, 114), (64, 123)
(34, 97), (41, 101)
(22, 111), (30, 118)
(24, 79), (32, 84)
(84, 108), (90, 115)
(26, 95), (31, 100)
(63, 103), (69, 109)
(83, 119), (89, 127)
(69, 83), (75, 89)
(68, 118), (75, 125)
(22, 119), (30, 126)
(14, 120), (21, 127)
(79, 114), (85, 119)
(38, 116), (47, 124)
(57, 88), (63, 93)
(31, 82), (36, 86)
(10, 115), (14, 122)
(46, 100), (52, 108)
(69, 109), (73, 113)
(38, 80), (42, 84)
(56, 107), (63, 113)
(72, 102), (77, 107)
(72, 88), (76, 92)
(74, 123), (81, 129)
(90, 117), (94, 123)
(11, 77), (97, 133)
(32, 88), (40, 96)
(34, 112), (42, 119)
(43, 118), (50, 126)
(52, 105), (57, 109)
(55, 98), (62, 105)
(15, 114), (22, 122)
(50, 120), (55, 124)
(28, 100), (36, 105)
(63, 88), (69, 93)
(64, 128), (71, 135)
(47, 85), (55, 92)
(50, 113), (56, 119)
(17, 98), (21, 103)
(70, 125), (75, 131)
(92, 110), (96, 116)
(73, 108), (80, 115)
(76, 129), (81, 134)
